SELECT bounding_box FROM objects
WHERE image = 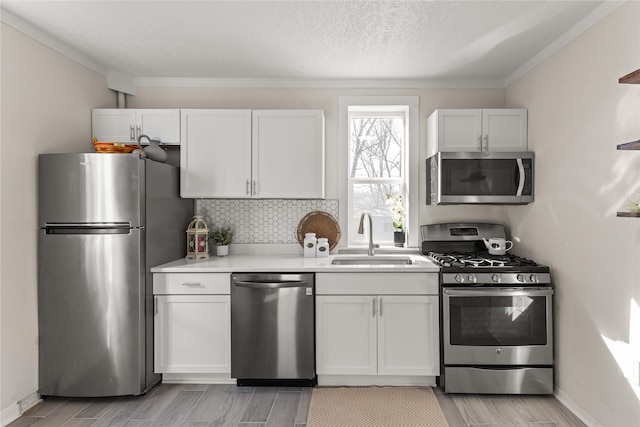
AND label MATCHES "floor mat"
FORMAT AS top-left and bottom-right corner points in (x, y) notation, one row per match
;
(307, 386), (450, 427)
